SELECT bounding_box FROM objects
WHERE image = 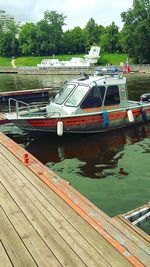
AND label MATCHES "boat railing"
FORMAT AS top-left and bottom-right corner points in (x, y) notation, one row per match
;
(8, 98), (47, 118)
(8, 98), (31, 118)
